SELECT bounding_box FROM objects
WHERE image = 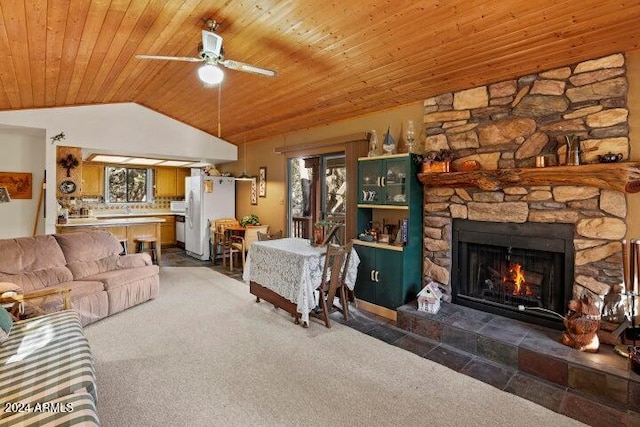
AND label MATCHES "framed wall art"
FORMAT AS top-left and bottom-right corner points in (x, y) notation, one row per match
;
(251, 177), (258, 205)
(0, 172), (32, 199)
(258, 166), (267, 197)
